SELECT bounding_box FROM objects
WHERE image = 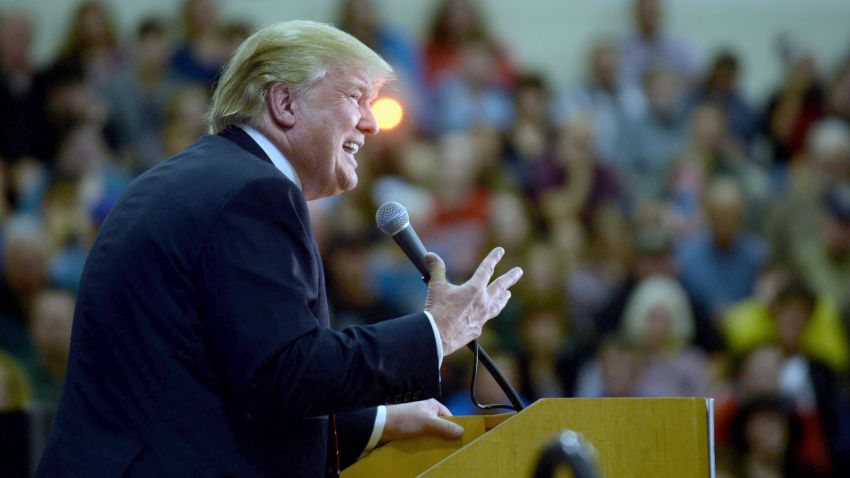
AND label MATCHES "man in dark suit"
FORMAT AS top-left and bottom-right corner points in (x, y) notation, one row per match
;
(36, 20), (522, 477)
